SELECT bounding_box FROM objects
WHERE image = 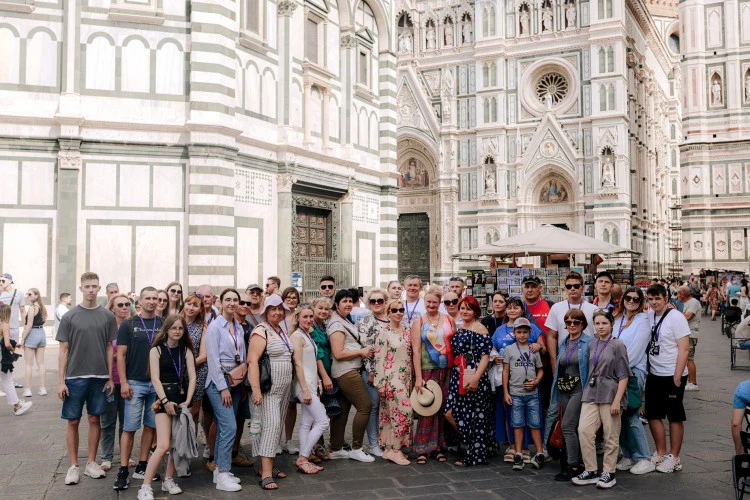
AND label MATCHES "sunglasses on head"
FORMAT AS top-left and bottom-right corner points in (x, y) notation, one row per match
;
(390, 308), (405, 313)
(623, 295), (641, 303)
(564, 319), (583, 326)
(320, 284), (334, 290)
(169, 288), (181, 294)
(443, 299), (459, 306)
(239, 300), (252, 306)
(369, 298), (385, 305)
(189, 292), (204, 299)
(564, 284), (582, 290)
